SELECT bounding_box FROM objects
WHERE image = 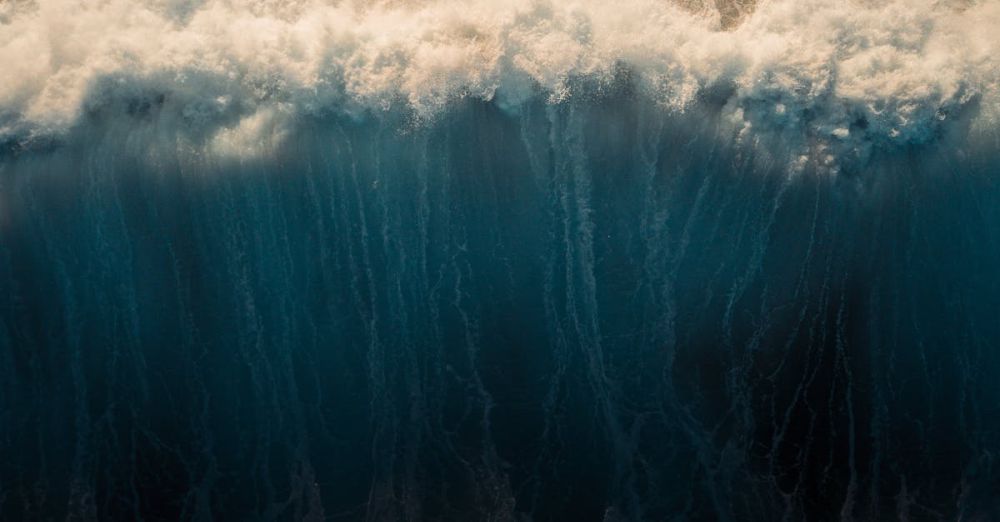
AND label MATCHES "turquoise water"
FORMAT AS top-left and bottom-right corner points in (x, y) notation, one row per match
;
(3, 91), (1000, 520)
